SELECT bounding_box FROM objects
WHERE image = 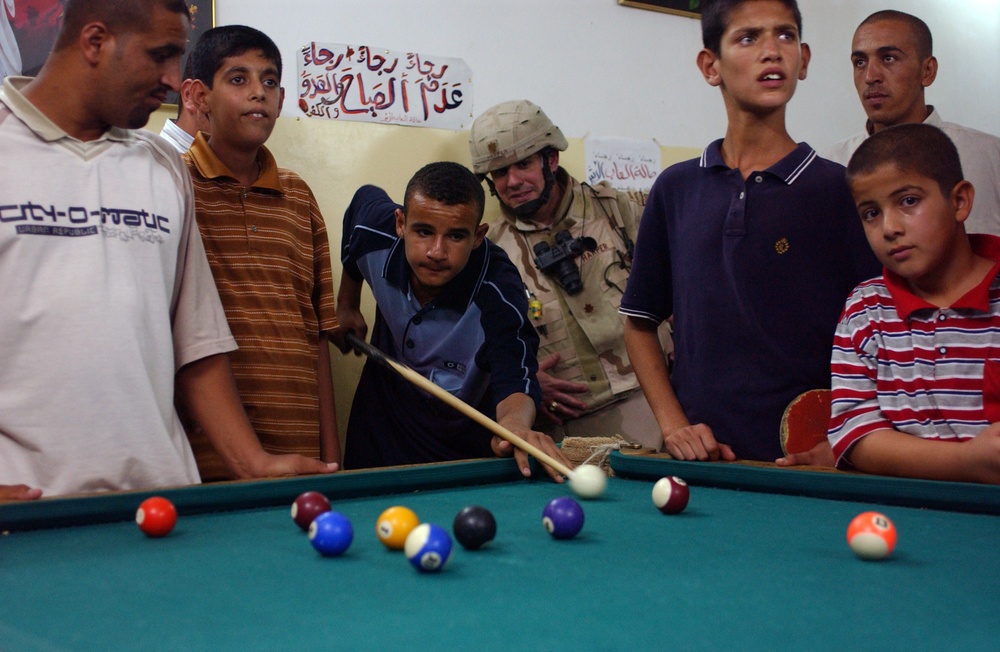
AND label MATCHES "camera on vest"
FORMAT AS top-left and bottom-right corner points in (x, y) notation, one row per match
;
(532, 230), (597, 296)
